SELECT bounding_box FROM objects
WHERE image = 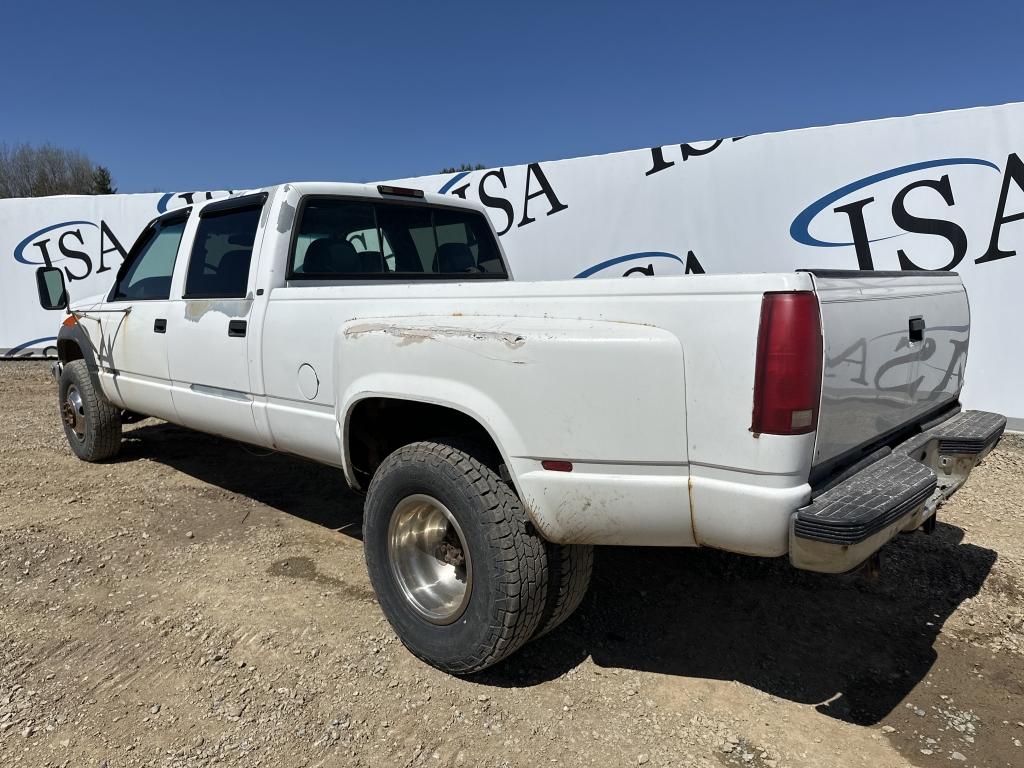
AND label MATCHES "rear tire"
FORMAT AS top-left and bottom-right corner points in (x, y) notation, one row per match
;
(432, 435), (593, 639)
(58, 360), (121, 462)
(363, 441), (549, 674)
(534, 543), (593, 637)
